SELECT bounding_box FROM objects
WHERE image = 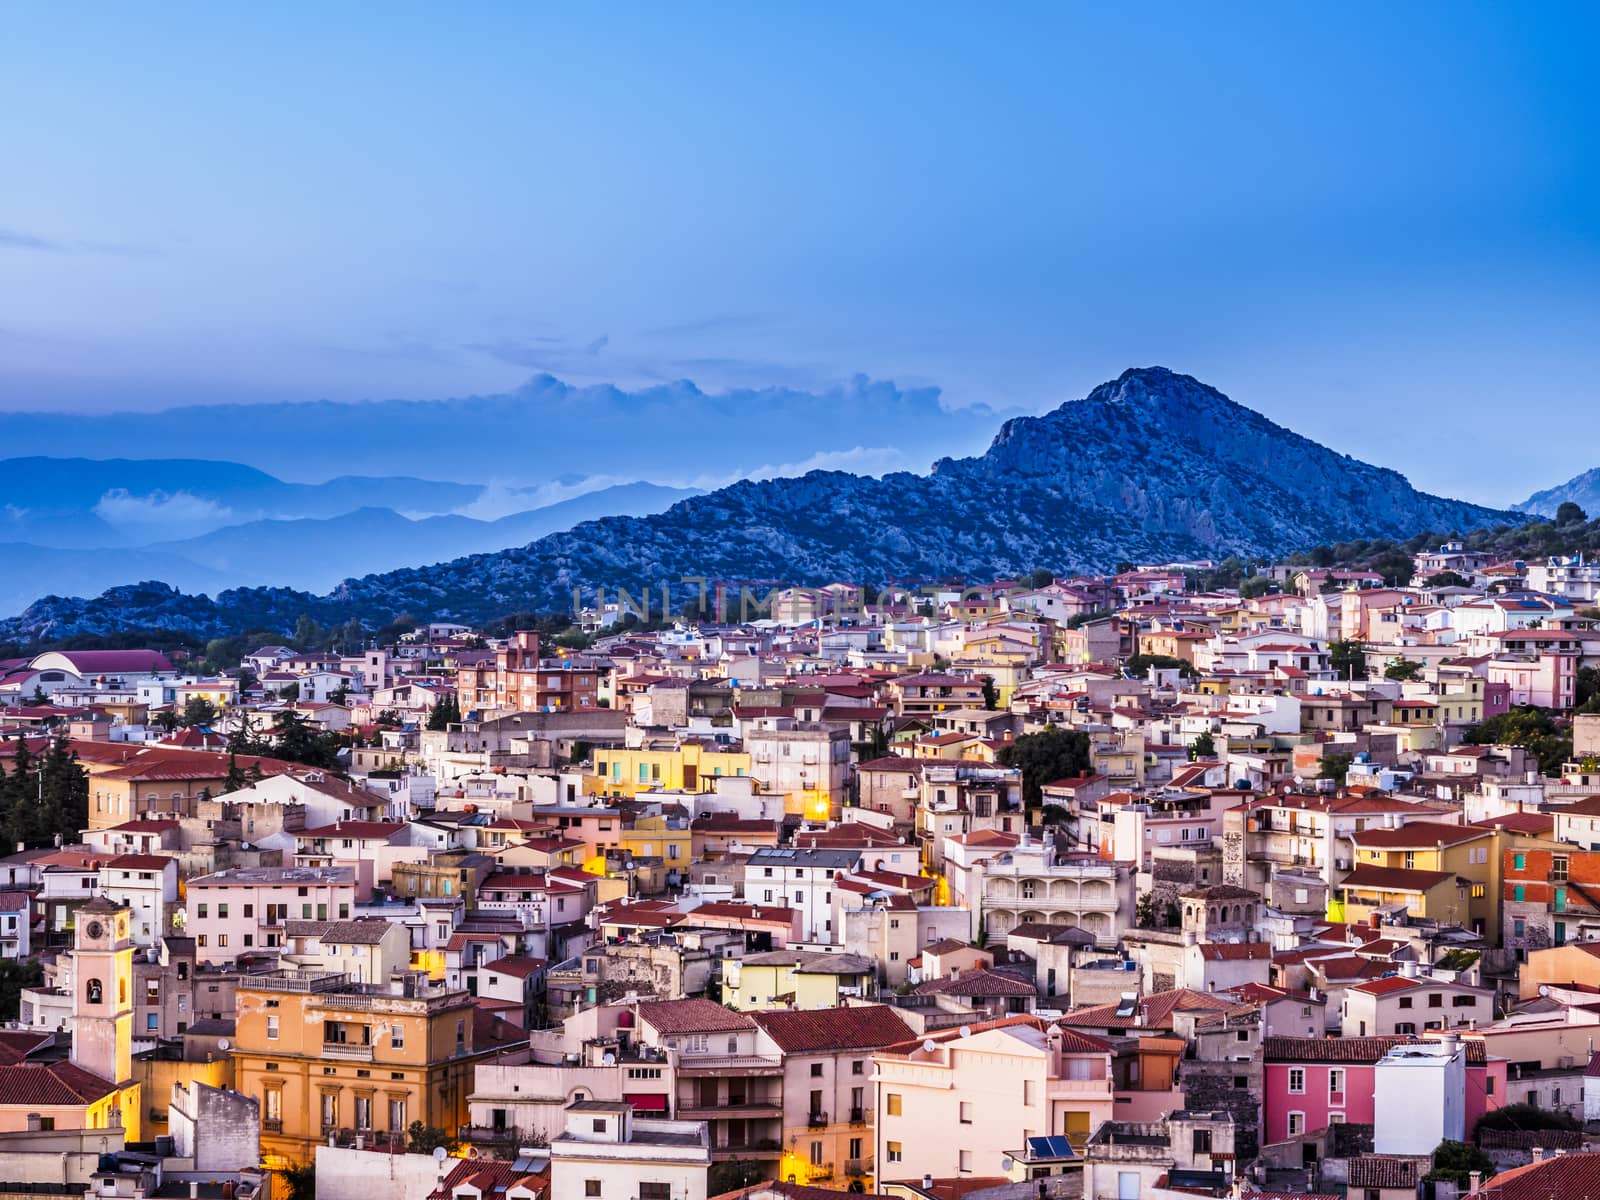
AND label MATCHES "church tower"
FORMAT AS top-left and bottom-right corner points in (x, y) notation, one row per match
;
(70, 896), (134, 1085)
